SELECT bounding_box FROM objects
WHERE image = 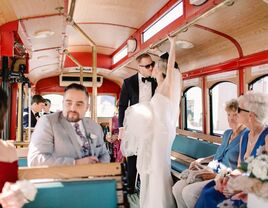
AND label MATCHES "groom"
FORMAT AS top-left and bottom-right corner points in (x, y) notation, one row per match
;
(118, 53), (157, 194)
